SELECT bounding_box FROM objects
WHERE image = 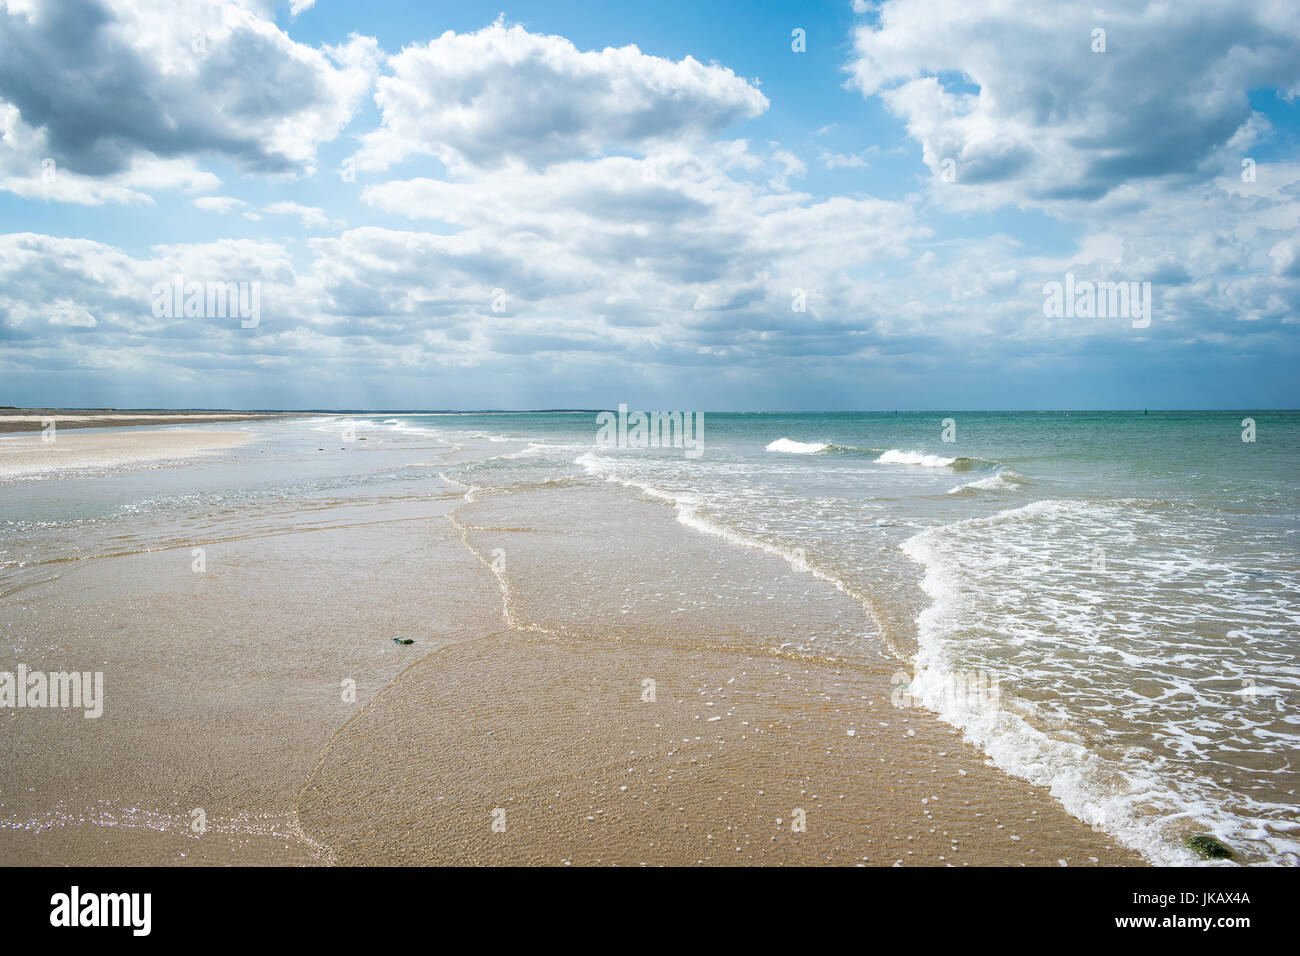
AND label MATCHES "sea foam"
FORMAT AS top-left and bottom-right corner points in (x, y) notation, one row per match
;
(766, 438), (830, 454)
(875, 449), (957, 467)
